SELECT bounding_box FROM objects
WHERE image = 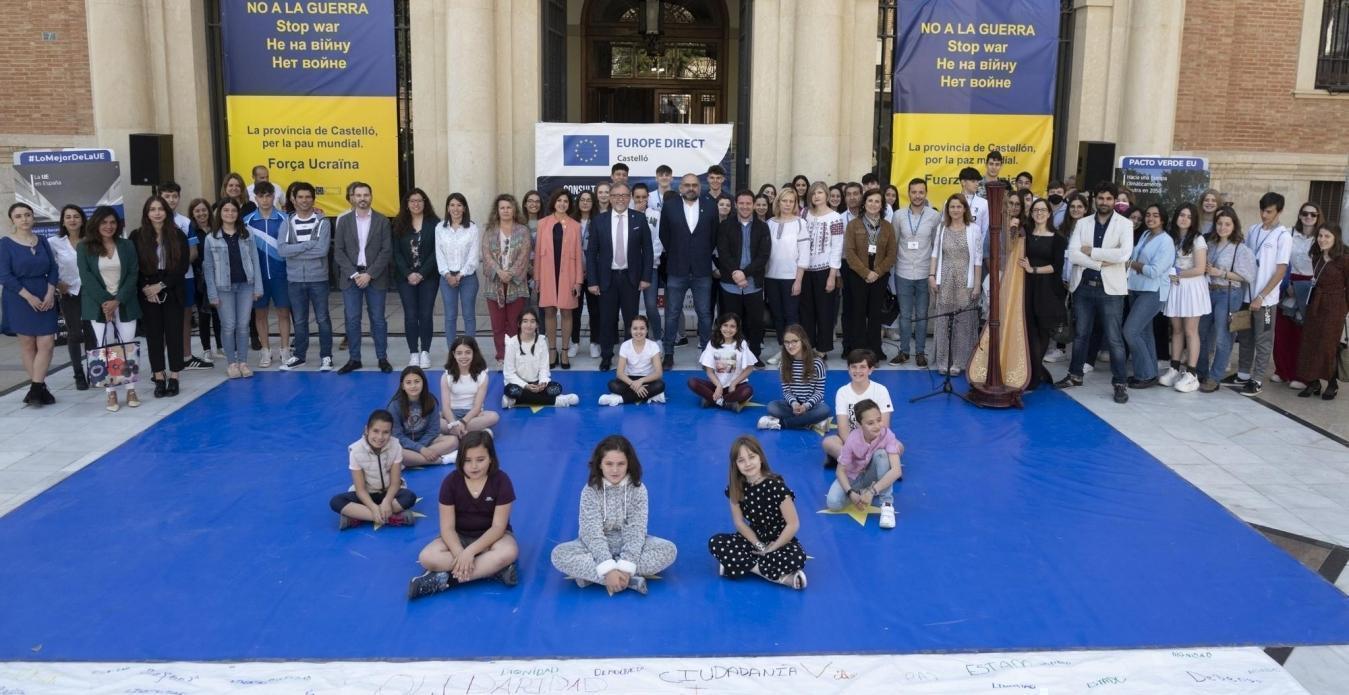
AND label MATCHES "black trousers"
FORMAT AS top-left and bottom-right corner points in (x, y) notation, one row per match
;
(59, 293), (95, 380)
(719, 287), (765, 359)
(140, 293), (186, 374)
(598, 273), (640, 360)
(798, 268), (839, 353)
(607, 377), (665, 403)
(571, 289), (602, 346)
(841, 267), (887, 359)
(504, 381), (562, 405)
